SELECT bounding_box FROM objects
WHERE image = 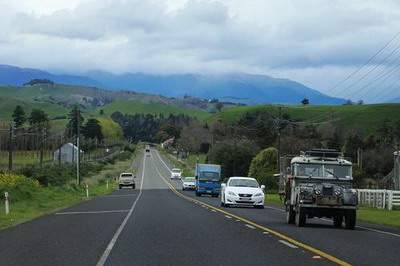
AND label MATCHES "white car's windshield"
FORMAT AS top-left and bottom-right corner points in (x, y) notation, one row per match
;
(229, 179), (259, 188)
(183, 177), (195, 182)
(172, 169), (181, 173)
